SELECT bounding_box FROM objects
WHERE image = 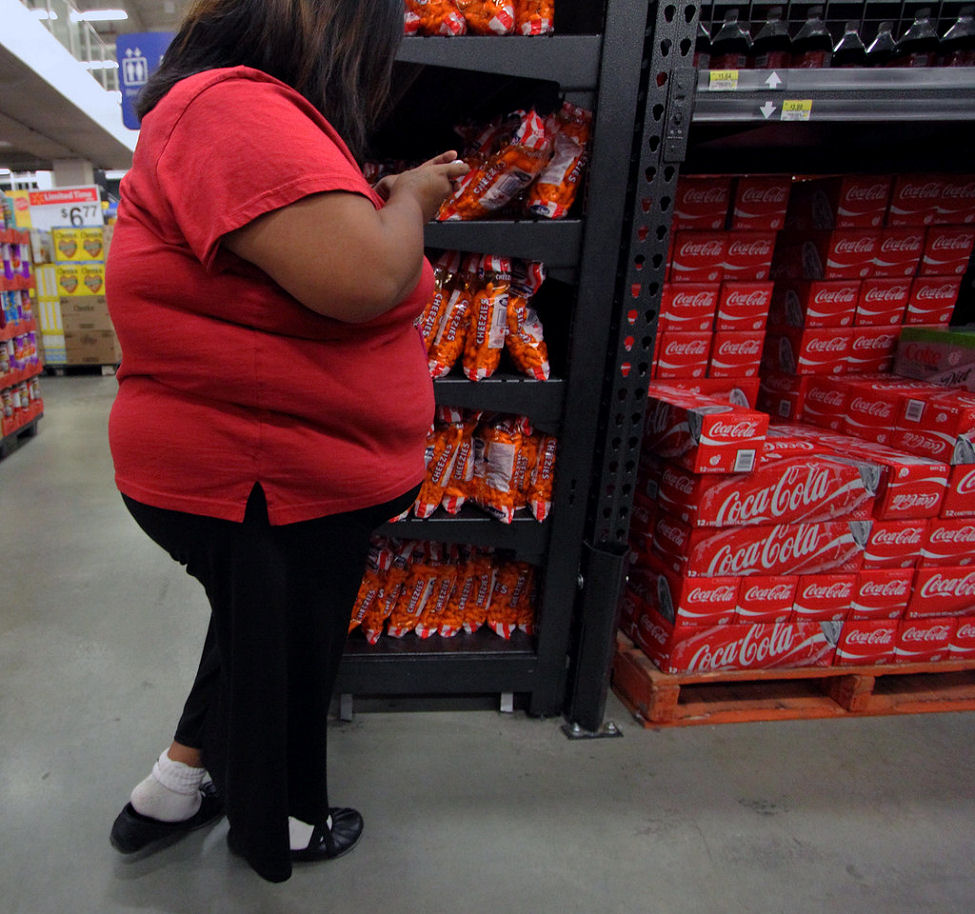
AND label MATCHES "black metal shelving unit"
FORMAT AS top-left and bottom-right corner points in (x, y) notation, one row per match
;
(564, 1), (975, 731)
(335, 1), (658, 716)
